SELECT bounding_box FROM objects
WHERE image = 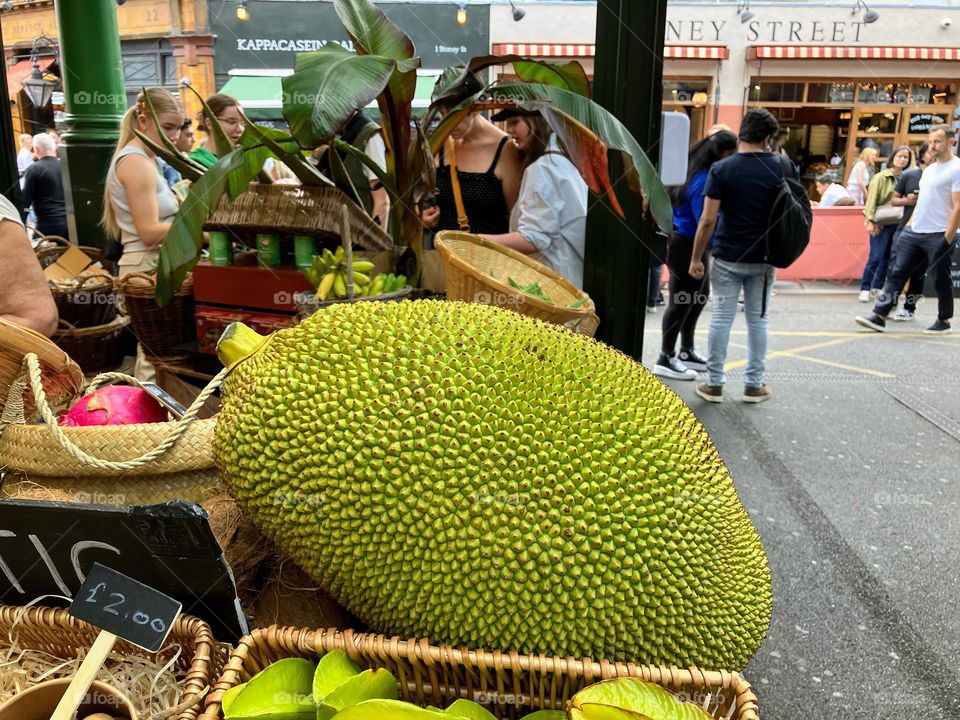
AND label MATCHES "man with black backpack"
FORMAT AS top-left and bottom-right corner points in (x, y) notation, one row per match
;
(689, 108), (811, 404)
